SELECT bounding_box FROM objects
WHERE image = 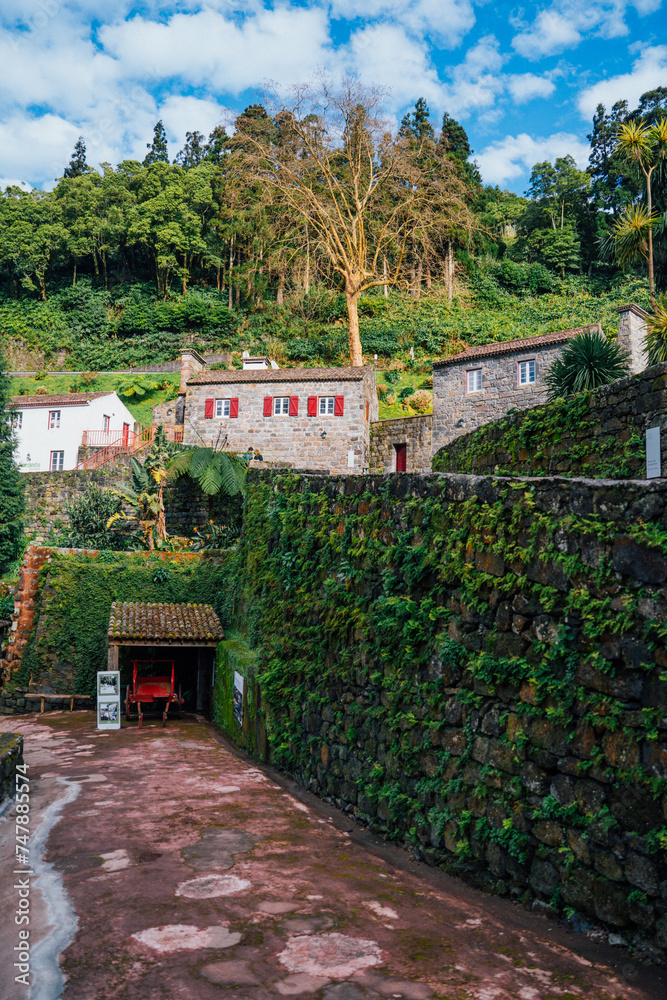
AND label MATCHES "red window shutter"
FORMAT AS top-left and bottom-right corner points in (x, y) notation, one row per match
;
(307, 396), (317, 416)
(334, 395), (344, 416)
(204, 398), (214, 418)
(229, 398), (239, 418)
(263, 396), (273, 416)
(289, 395), (299, 416)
